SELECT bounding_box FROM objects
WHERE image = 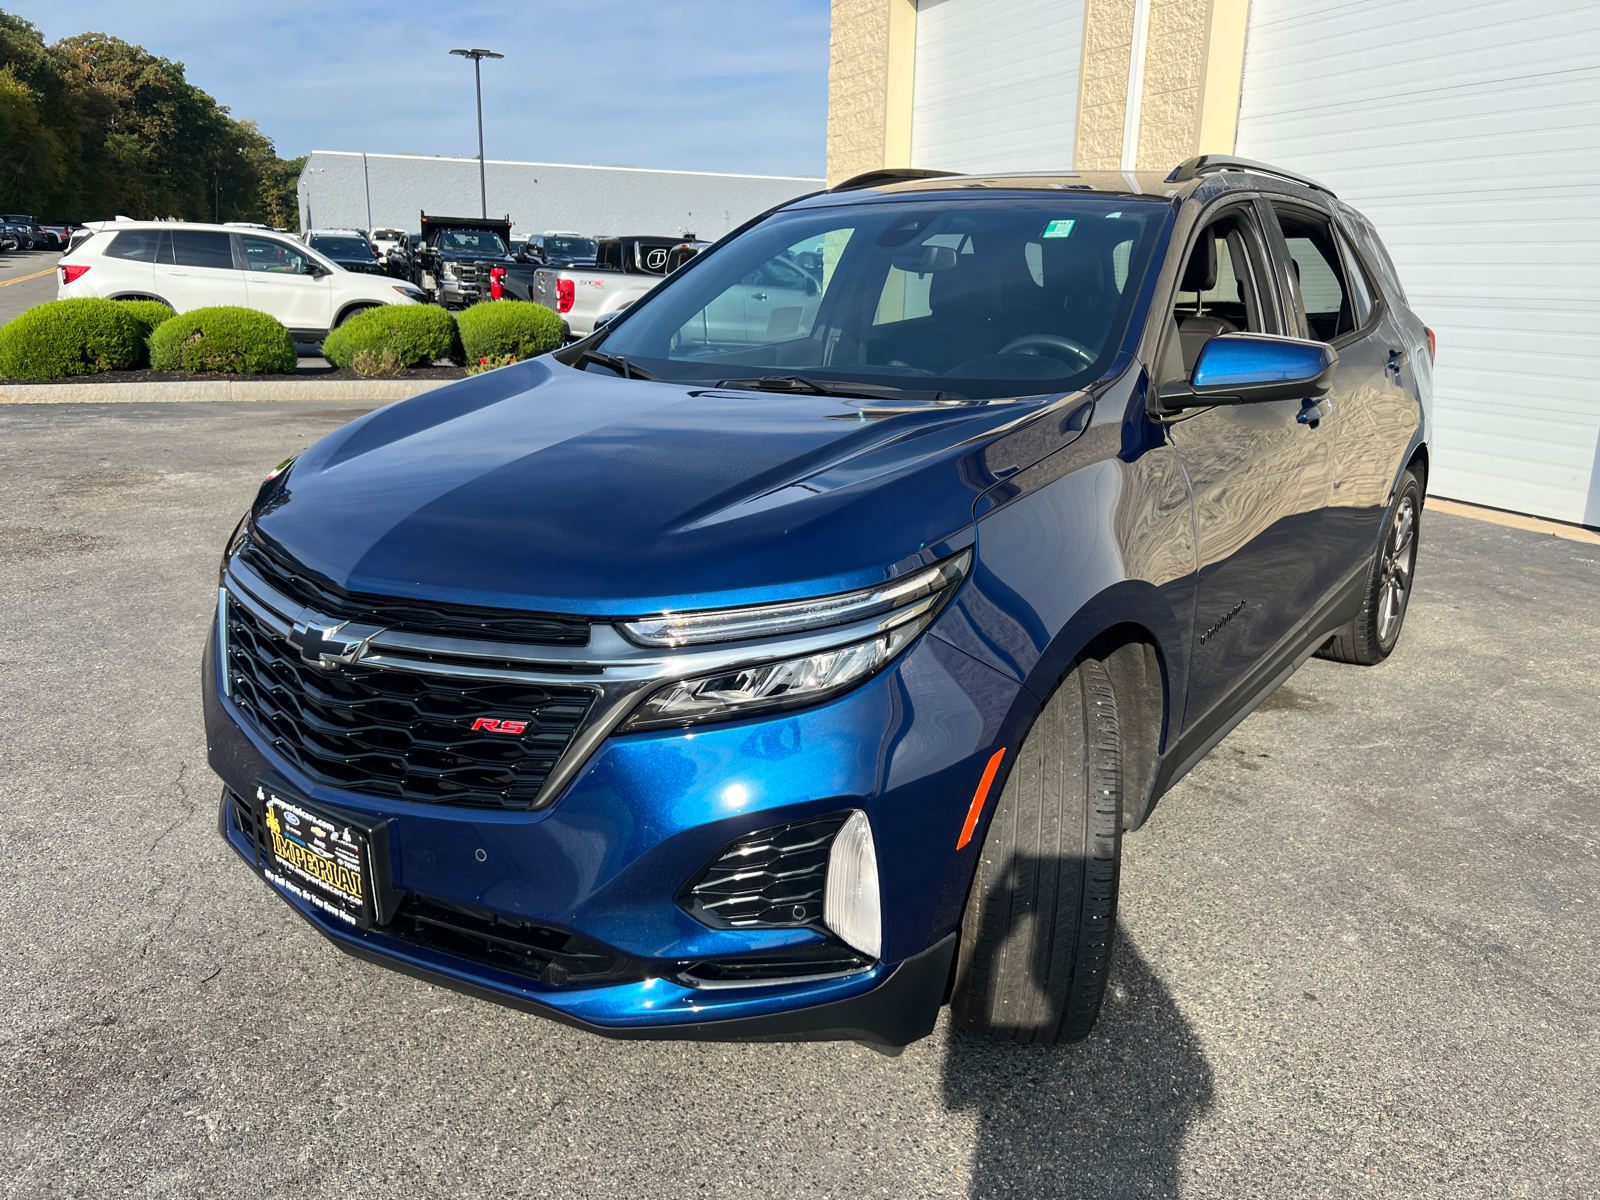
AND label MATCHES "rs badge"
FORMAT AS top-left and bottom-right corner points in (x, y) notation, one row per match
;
(472, 718), (528, 734)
